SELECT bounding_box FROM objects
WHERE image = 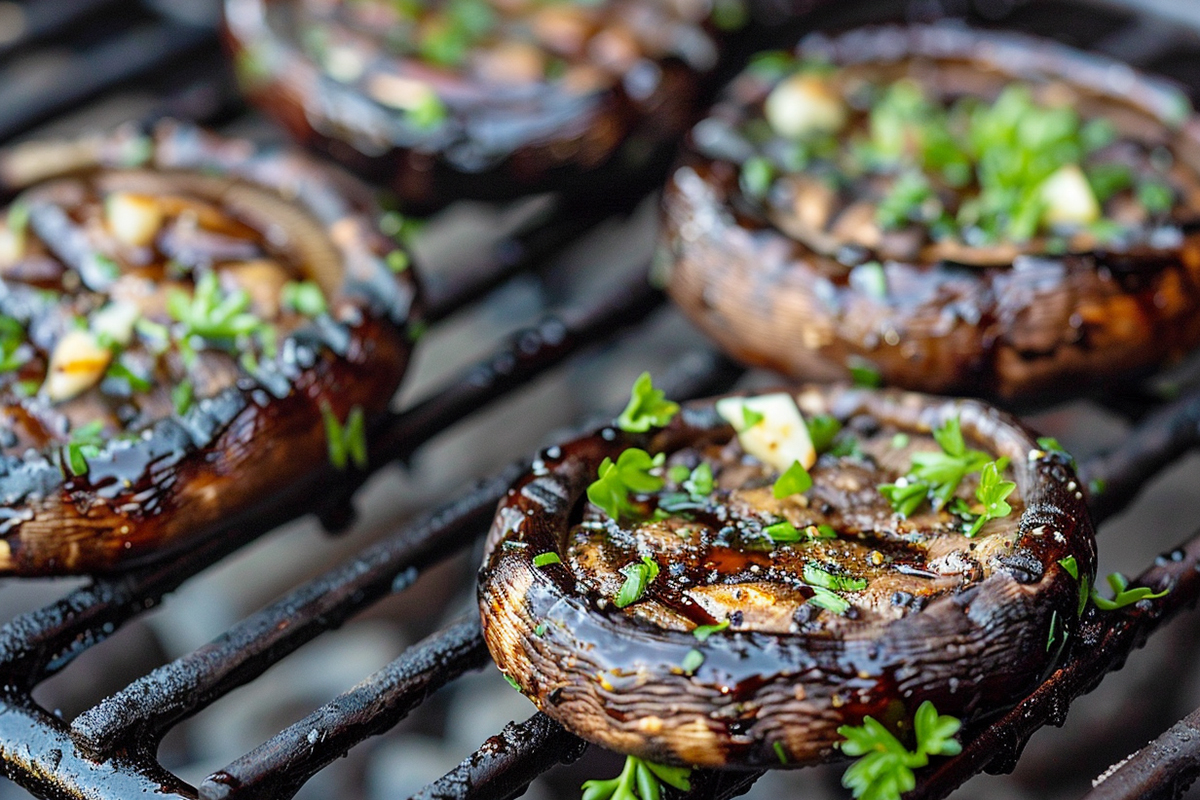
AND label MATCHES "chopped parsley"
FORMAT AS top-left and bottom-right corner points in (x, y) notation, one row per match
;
(63, 420), (105, 477)
(320, 401), (368, 471)
(681, 648), (705, 675)
(692, 619), (730, 641)
(881, 416), (995, 517)
(808, 586), (850, 615)
(614, 556), (659, 608)
(0, 316), (28, 373)
(172, 379), (194, 417)
(532, 552), (561, 568)
(167, 271), (265, 342)
(281, 281), (327, 317)
(616, 372), (679, 433)
(839, 701), (962, 800)
(806, 414), (843, 454)
(772, 460), (813, 498)
(804, 562), (867, 592)
(587, 448), (665, 520)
